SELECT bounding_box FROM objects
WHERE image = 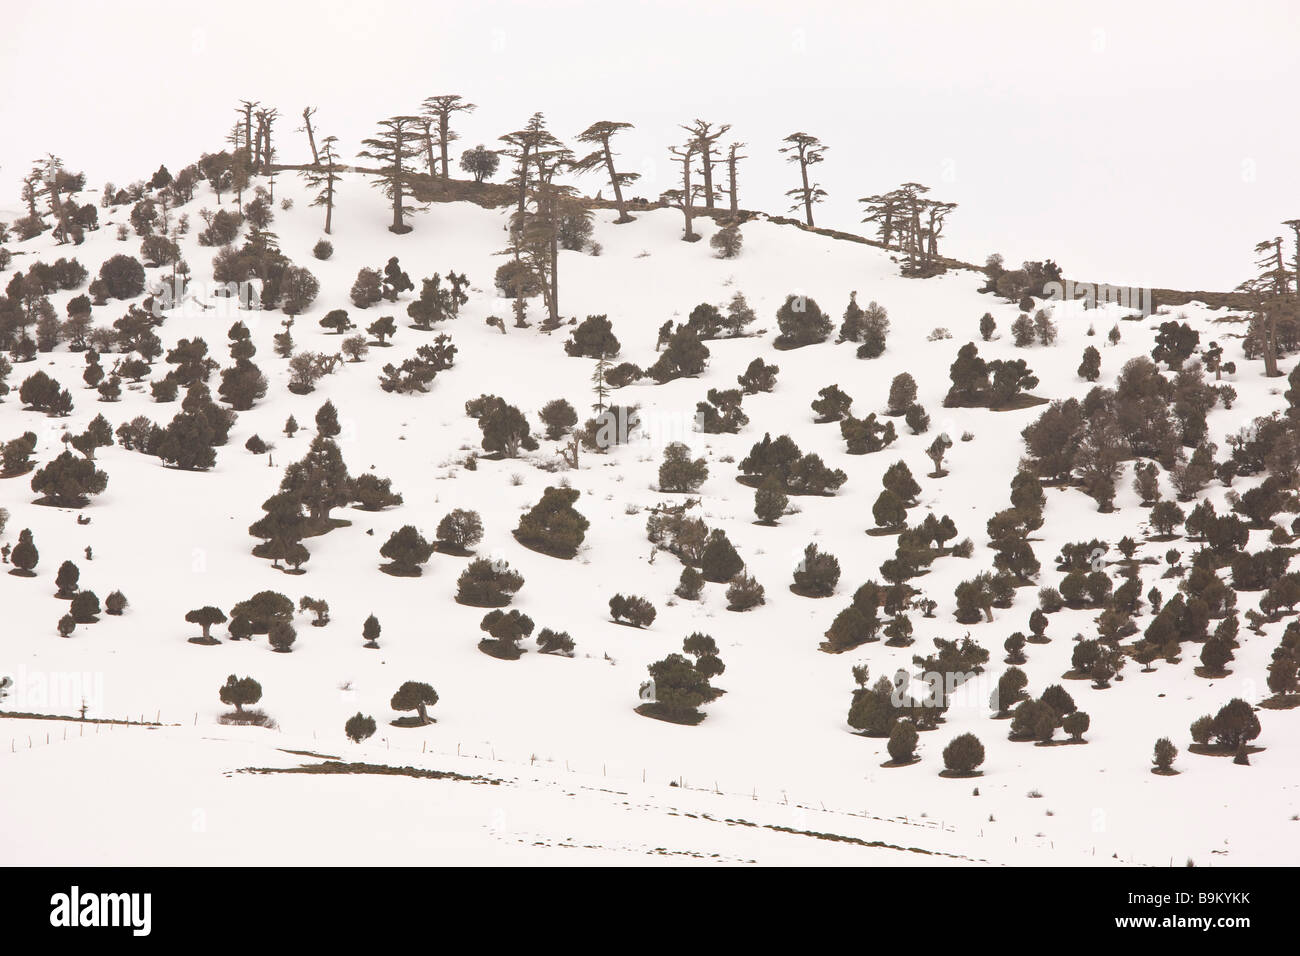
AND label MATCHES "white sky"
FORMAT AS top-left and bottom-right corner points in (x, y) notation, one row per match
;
(2, 0), (1296, 290)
